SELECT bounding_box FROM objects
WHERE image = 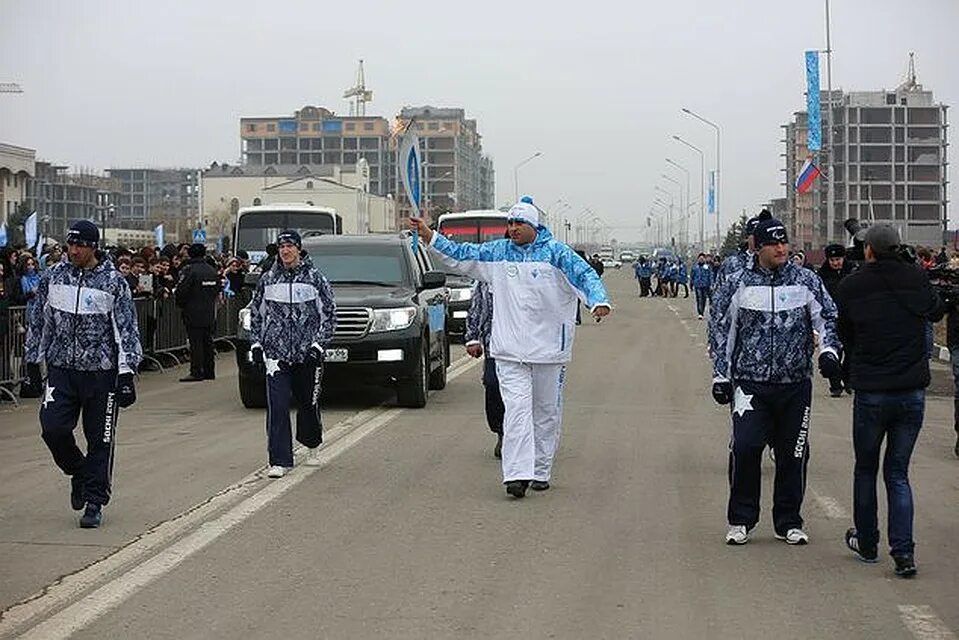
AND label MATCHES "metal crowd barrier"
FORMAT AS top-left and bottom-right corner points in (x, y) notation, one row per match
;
(1, 290), (250, 402)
